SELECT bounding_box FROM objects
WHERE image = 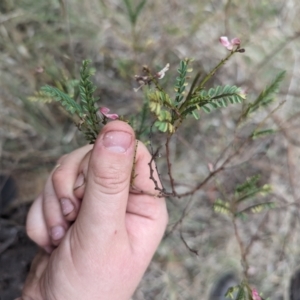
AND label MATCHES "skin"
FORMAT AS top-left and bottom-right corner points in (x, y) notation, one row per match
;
(20, 121), (168, 300)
